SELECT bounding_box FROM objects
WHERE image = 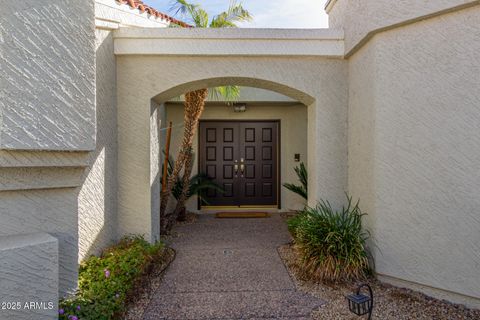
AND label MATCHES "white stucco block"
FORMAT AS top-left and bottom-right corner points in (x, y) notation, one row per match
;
(0, 0), (95, 151)
(348, 5), (480, 306)
(327, 0), (479, 54)
(0, 189), (78, 296)
(0, 233), (58, 320)
(114, 28), (345, 57)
